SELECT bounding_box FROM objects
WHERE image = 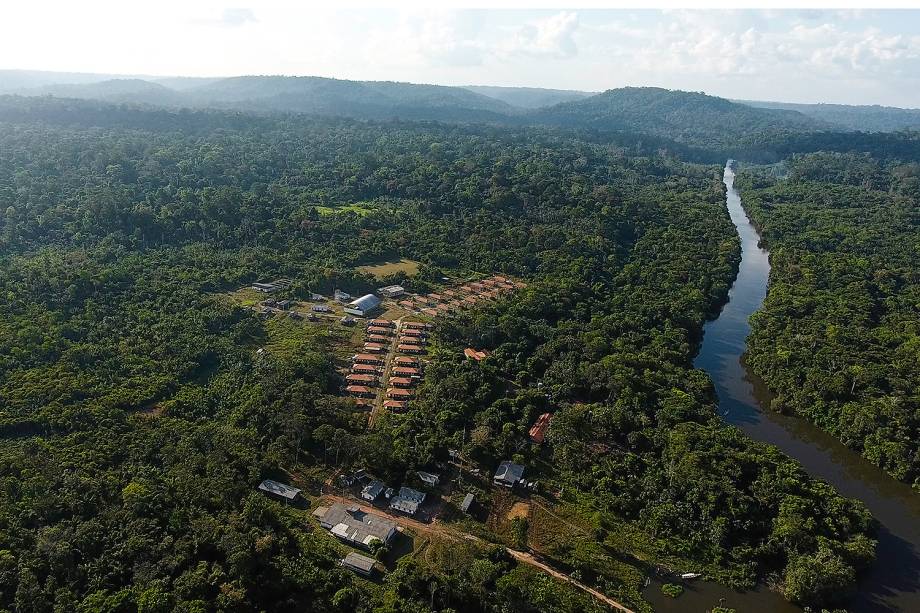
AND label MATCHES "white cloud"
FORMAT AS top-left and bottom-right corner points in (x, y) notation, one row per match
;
(191, 6), (258, 28)
(503, 11), (580, 59)
(219, 8), (258, 27)
(0, 4), (918, 106)
(361, 10), (488, 69)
